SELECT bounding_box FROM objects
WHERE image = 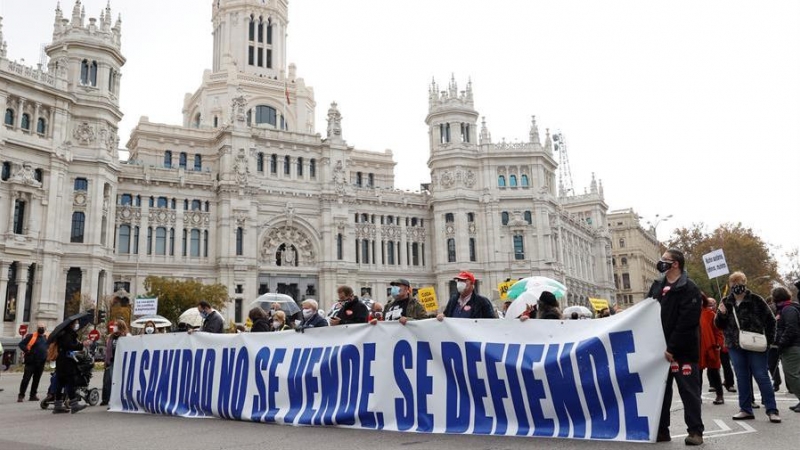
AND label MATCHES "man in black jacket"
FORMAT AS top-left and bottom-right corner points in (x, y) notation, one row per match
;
(330, 285), (368, 325)
(17, 322), (48, 402)
(774, 286), (800, 411)
(437, 271), (496, 320)
(196, 301), (224, 333)
(646, 248), (703, 446)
